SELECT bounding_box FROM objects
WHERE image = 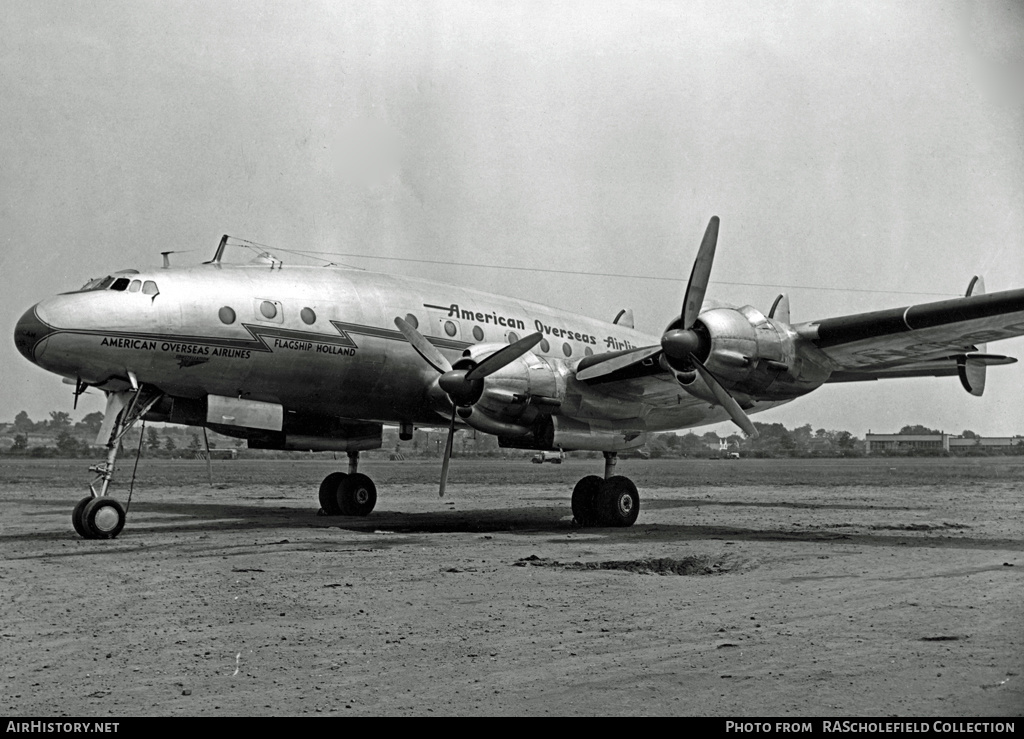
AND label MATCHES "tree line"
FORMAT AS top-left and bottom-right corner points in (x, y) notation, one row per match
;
(2, 409), (1019, 459)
